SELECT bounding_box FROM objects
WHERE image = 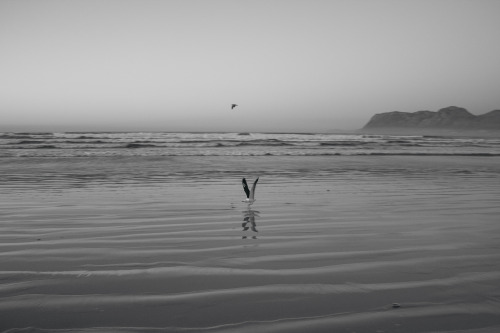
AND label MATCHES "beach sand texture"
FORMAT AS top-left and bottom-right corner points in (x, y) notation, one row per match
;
(1, 154), (500, 332)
